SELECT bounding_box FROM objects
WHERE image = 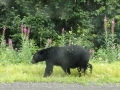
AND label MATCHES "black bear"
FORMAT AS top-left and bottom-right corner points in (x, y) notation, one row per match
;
(31, 45), (92, 77)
